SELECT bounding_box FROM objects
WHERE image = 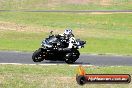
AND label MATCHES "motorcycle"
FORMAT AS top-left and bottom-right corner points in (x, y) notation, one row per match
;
(32, 31), (86, 64)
